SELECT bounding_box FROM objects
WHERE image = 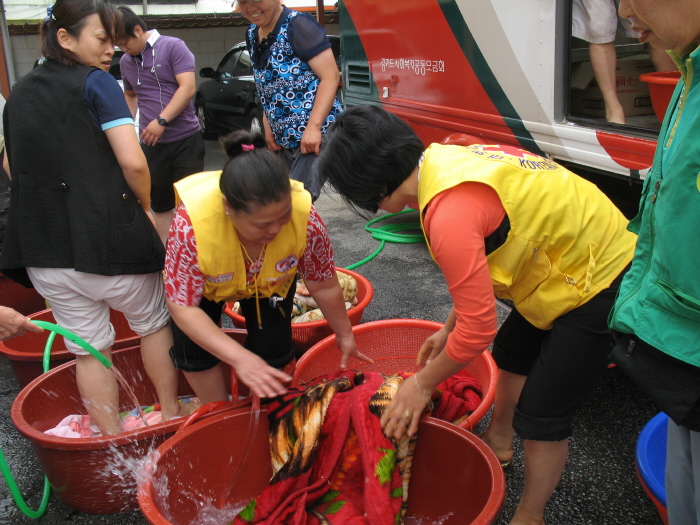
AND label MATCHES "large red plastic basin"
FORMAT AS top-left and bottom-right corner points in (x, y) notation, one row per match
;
(0, 308), (140, 388)
(640, 70), (682, 122)
(10, 330), (248, 514)
(0, 273), (46, 316)
(138, 407), (505, 525)
(293, 319), (499, 431)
